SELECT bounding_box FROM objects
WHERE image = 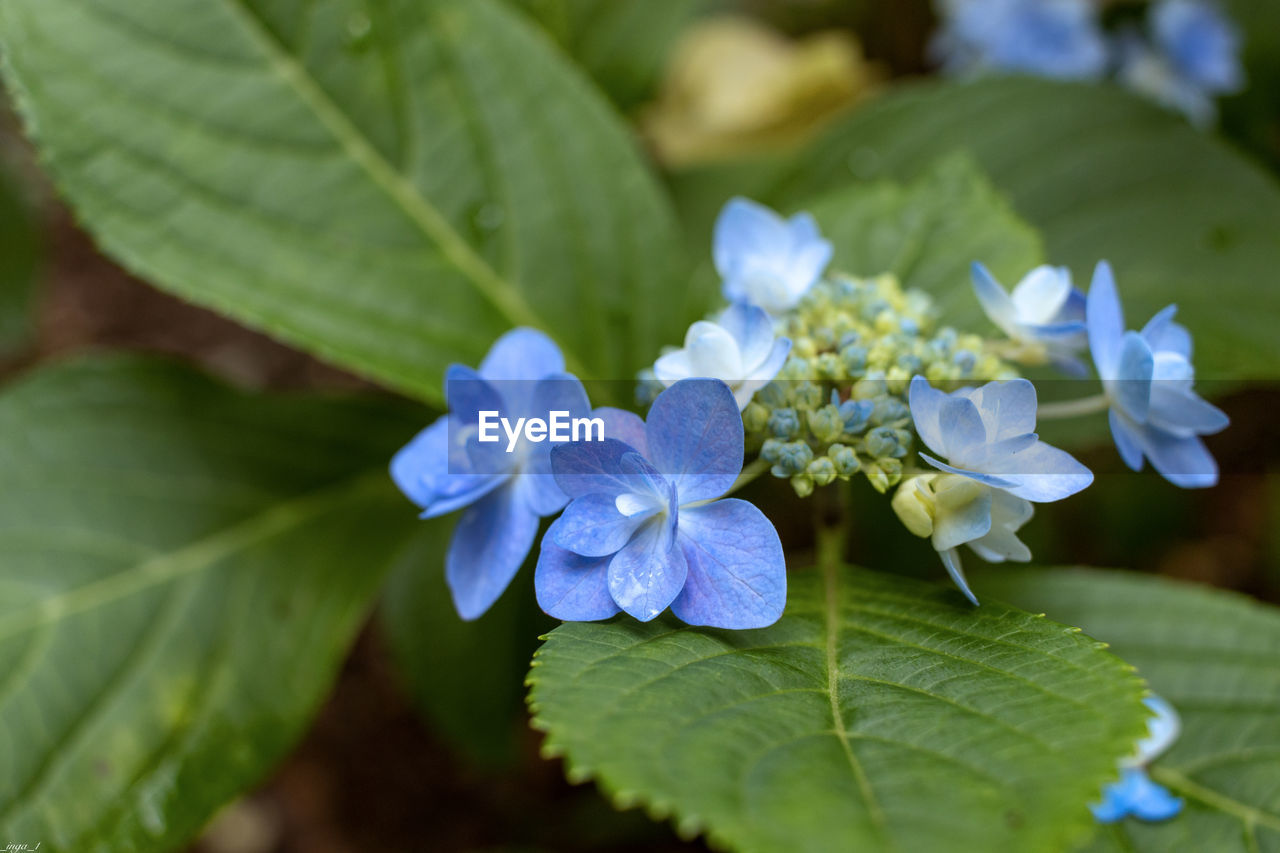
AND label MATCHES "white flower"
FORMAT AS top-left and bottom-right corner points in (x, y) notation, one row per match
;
(654, 302), (790, 410)
(972, 262), (1088, 373)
